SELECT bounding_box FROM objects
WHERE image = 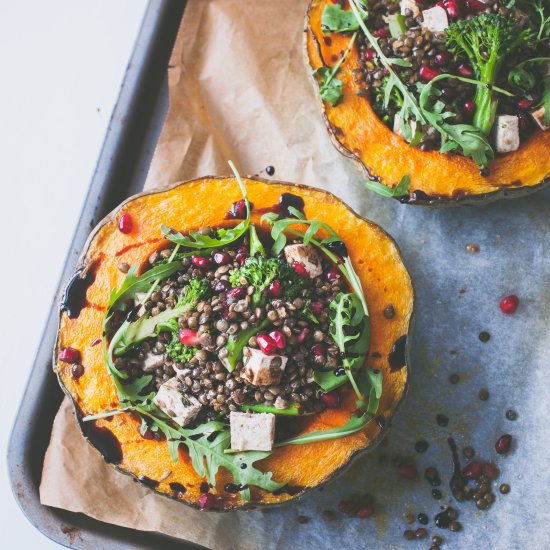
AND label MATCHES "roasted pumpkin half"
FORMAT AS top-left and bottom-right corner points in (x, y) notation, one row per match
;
(54, 172), (413, 511)
(306, 0), (550, 205)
